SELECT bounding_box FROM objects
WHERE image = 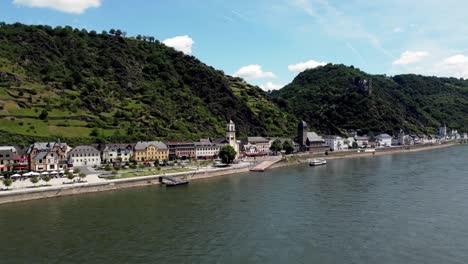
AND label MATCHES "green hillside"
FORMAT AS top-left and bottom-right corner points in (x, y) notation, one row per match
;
(271, 64), (468, 135)
(0, 23), (297, 145)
